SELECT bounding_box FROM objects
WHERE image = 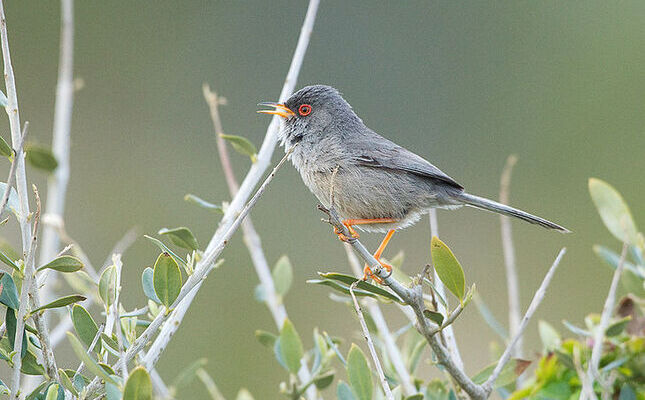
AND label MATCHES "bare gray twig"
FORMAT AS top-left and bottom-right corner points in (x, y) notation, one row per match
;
(481, 248), (567, 395)
(349, 281), (394, 399)
(0, 122), (27, 215)
(499, 155), (522, 358)
(586, 243), (628, 391)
